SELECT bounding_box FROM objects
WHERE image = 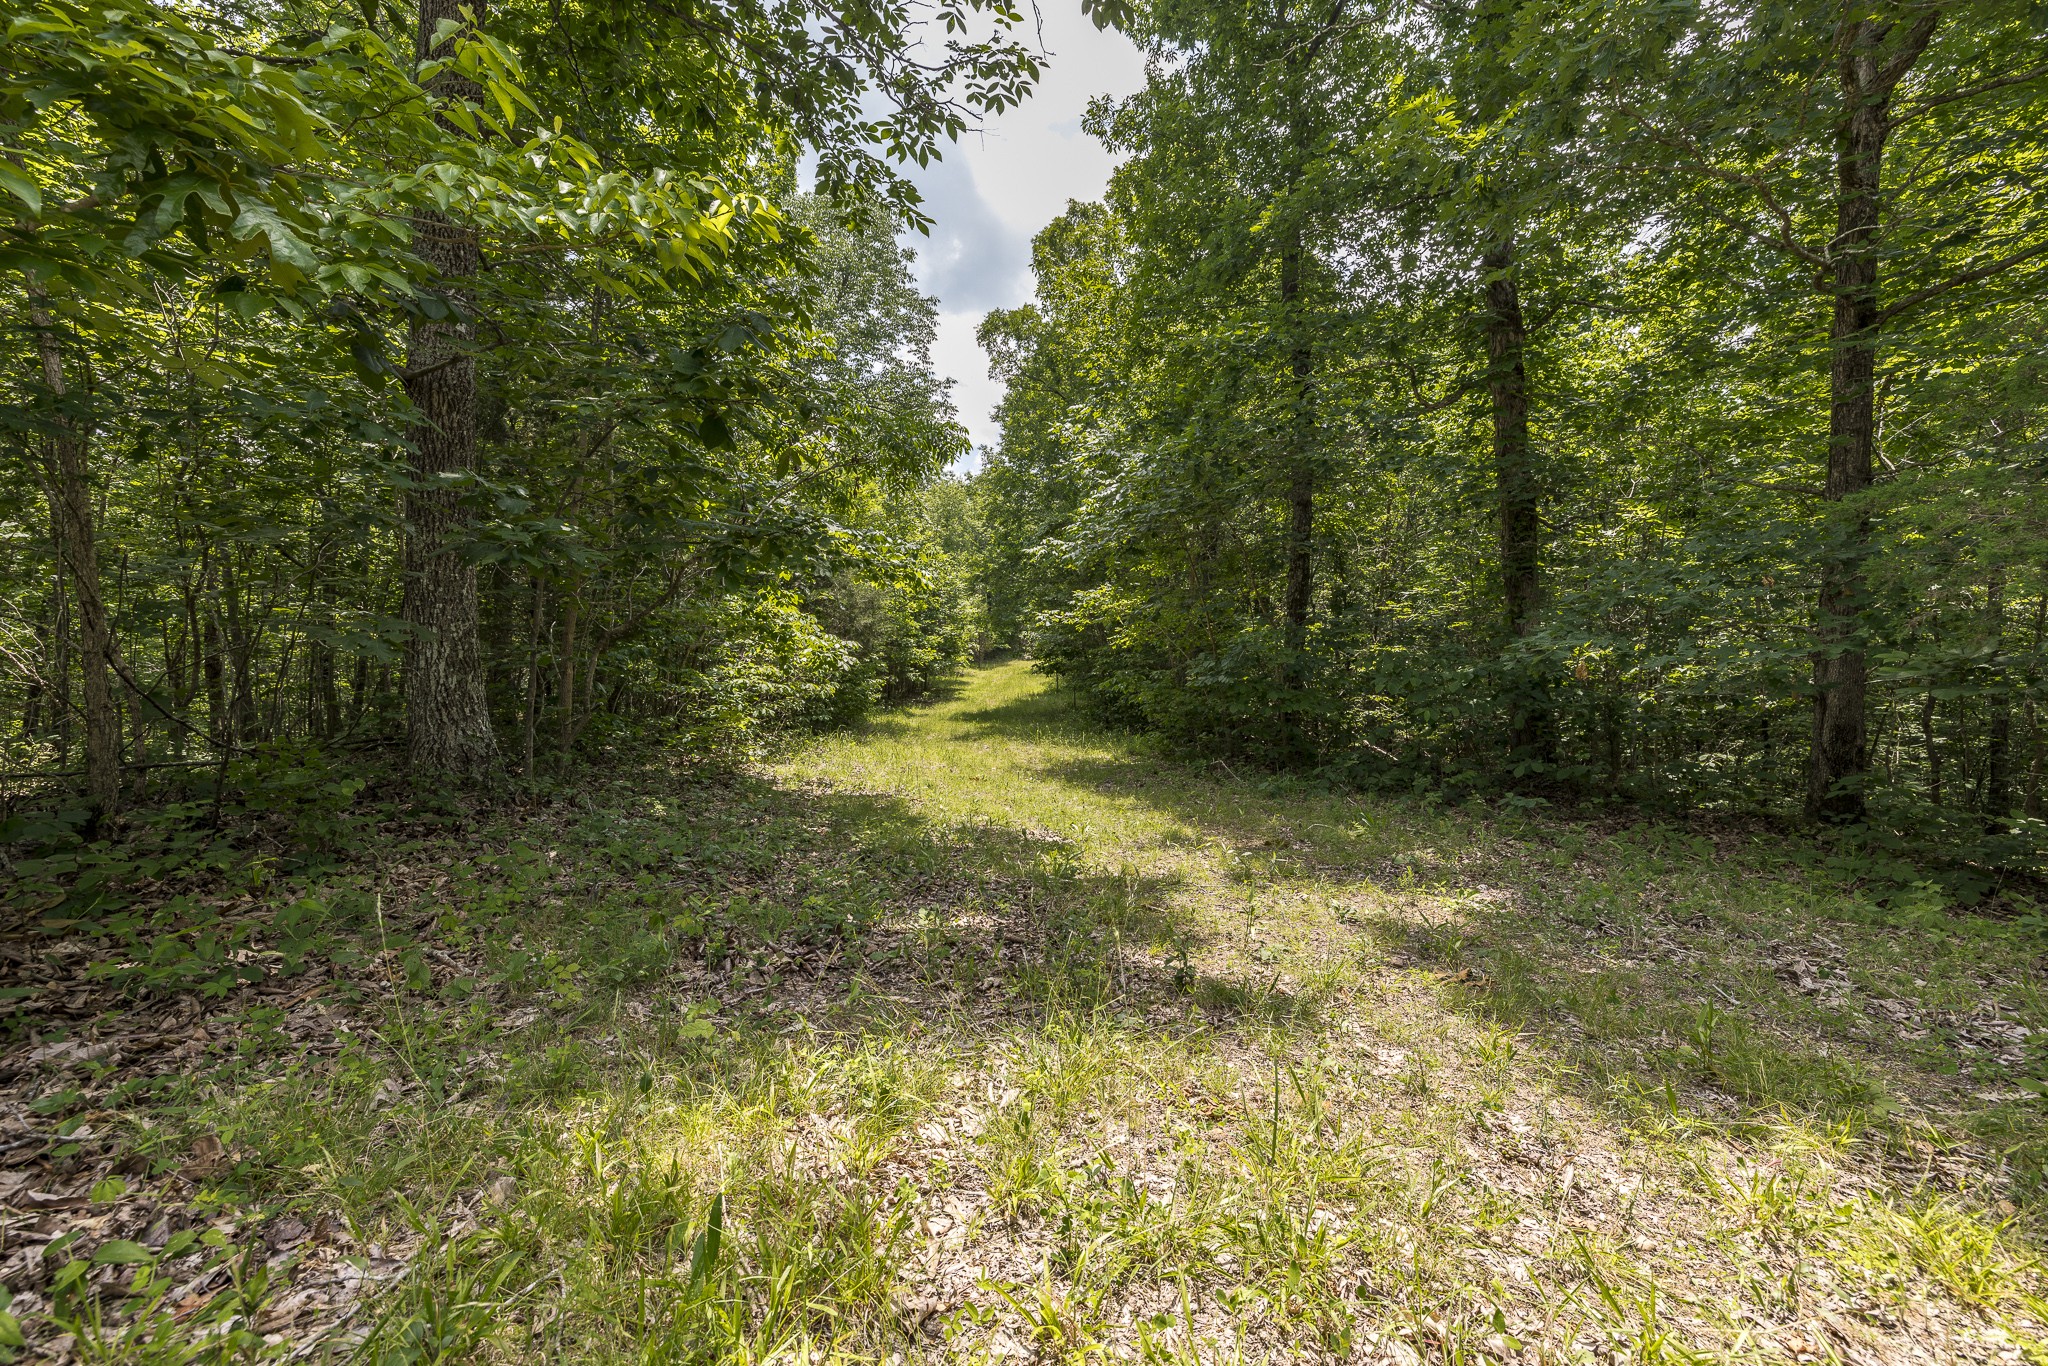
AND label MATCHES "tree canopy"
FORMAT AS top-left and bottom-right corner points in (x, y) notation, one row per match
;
(974, 0), (2048, 881)
(3, 0), (1032, 814)
(8, 0), (2048, 881)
